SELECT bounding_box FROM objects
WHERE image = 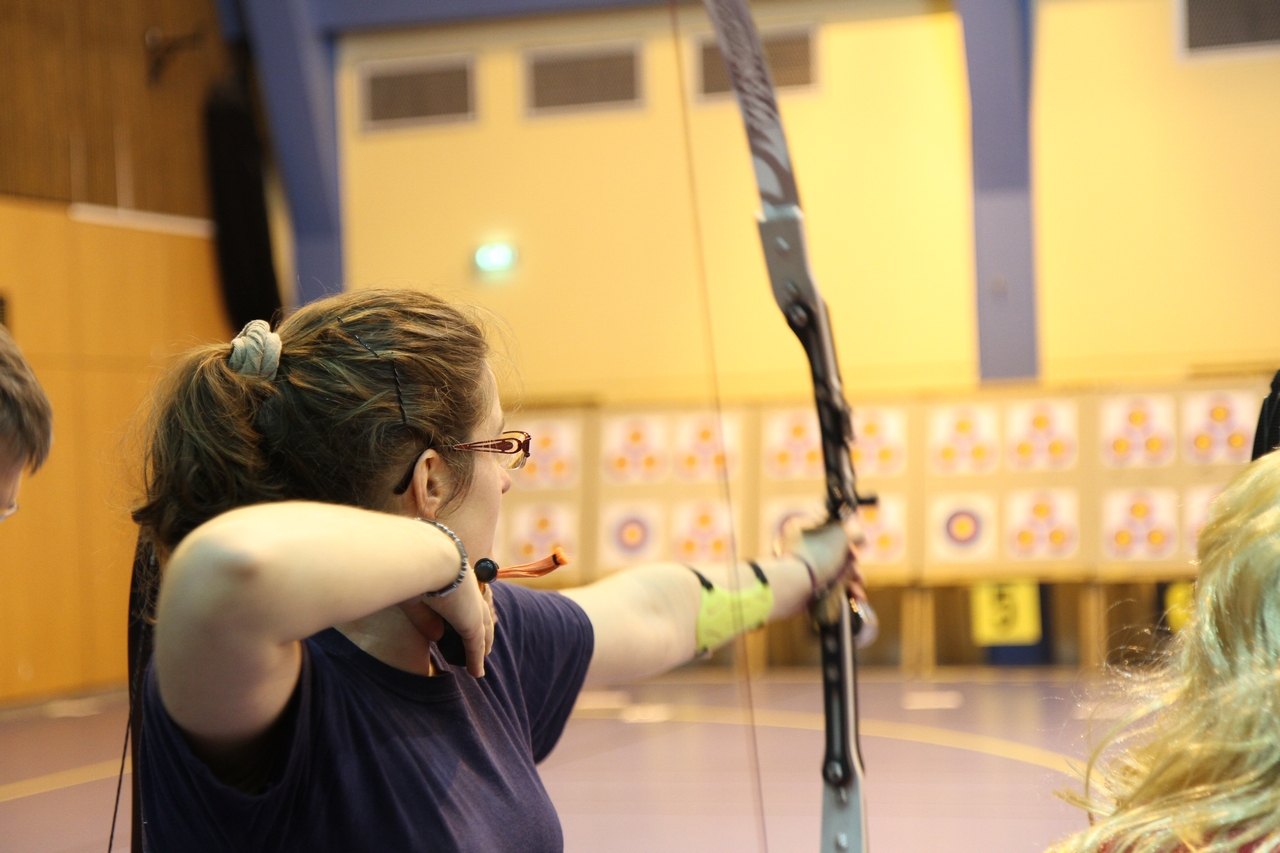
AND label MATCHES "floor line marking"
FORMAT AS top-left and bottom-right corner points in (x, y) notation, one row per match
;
(0, 757), (130, 804)
(573, 704), (1078, 776)
(3, 703), (1077, 804)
